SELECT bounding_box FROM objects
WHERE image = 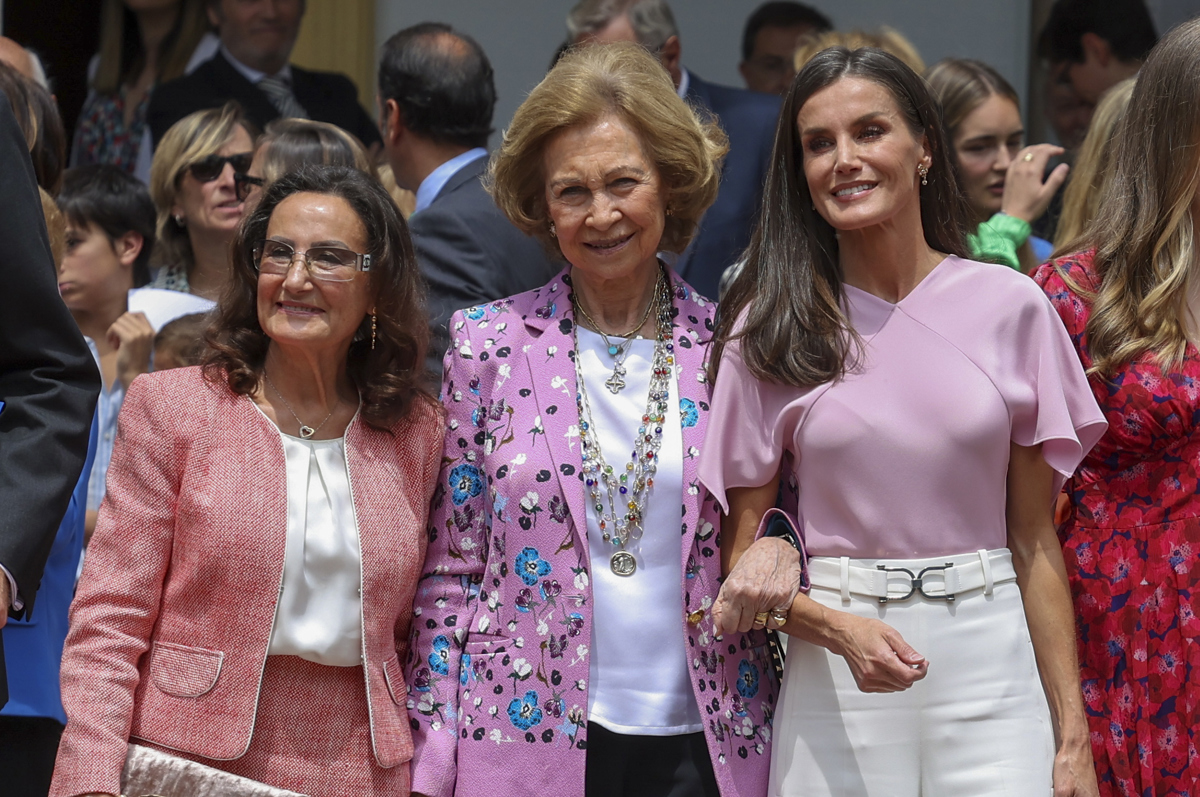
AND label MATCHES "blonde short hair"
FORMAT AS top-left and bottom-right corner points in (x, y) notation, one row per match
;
(794, 28), (925, 75)
(149, 102), (252, 271)
(489, 42), (728, 256)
